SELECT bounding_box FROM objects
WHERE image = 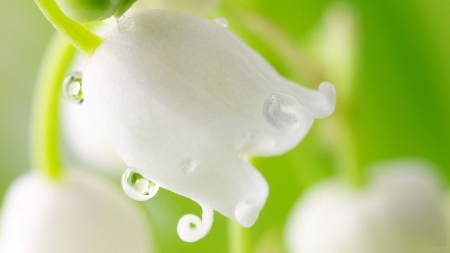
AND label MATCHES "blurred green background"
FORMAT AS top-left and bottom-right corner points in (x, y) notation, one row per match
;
(1, 0), (450, 252)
